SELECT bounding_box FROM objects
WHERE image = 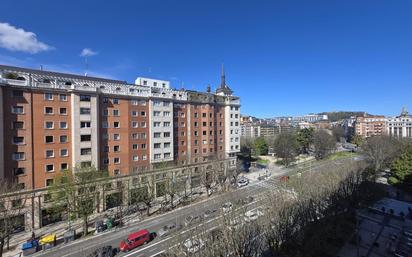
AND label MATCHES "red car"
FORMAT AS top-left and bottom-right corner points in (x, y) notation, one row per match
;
(119, 229), (150, 252)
